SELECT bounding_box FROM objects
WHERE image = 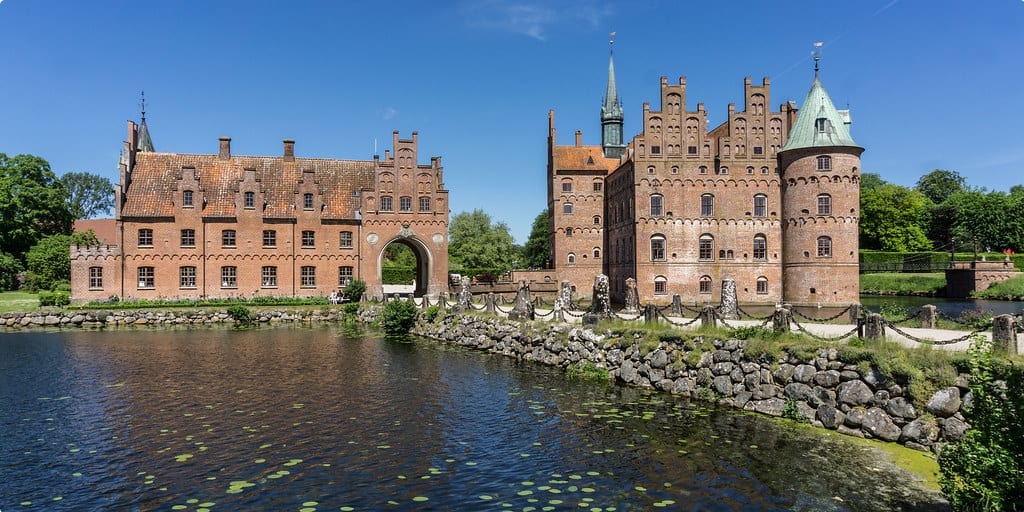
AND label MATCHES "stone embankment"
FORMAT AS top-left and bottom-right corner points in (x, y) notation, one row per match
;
(0, 308), (342, 328)
(414, 314), (971, 452)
